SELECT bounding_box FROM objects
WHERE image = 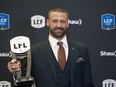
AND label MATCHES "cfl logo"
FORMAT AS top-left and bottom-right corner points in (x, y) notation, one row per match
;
(103, 79), (116, 87)
(104, 19), (112, 25)
(0, 81), (11, 87)
(0, 13), (10, 30)
(31, 15), (45, 28)
(0, 18), (7, 23)
(10, 36), (30, 53)
(13, 43), (27, 49)
(101, 13), (115, 30)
